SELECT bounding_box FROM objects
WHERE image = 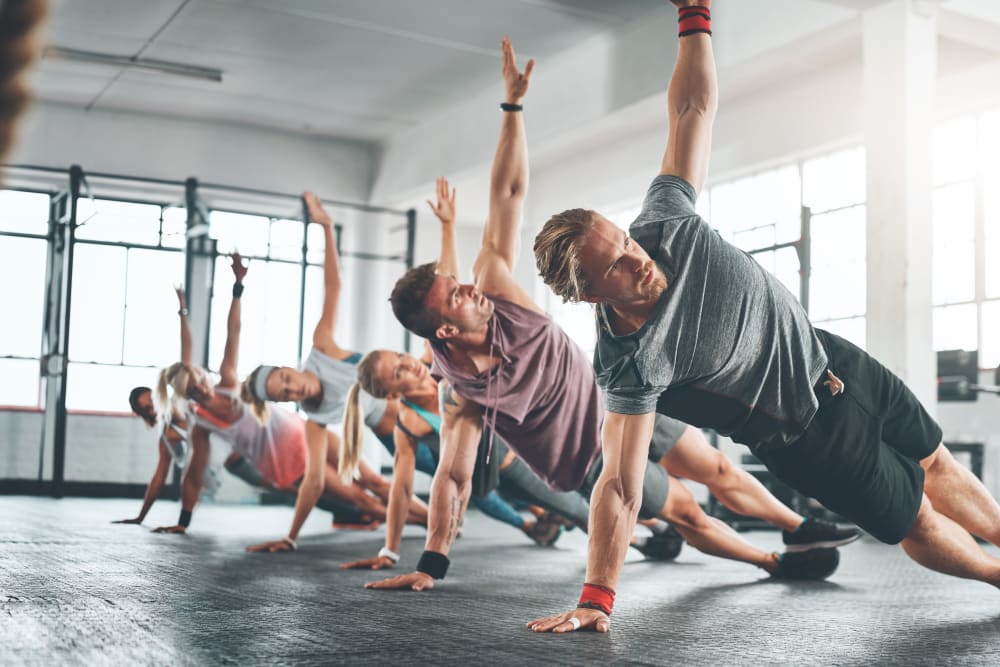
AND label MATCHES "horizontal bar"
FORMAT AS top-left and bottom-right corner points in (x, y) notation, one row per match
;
(746, 239), (800, 255)
(0, 230), (48, 241)
(197, 181), (409, 216)
(45, 46), (223, 83)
